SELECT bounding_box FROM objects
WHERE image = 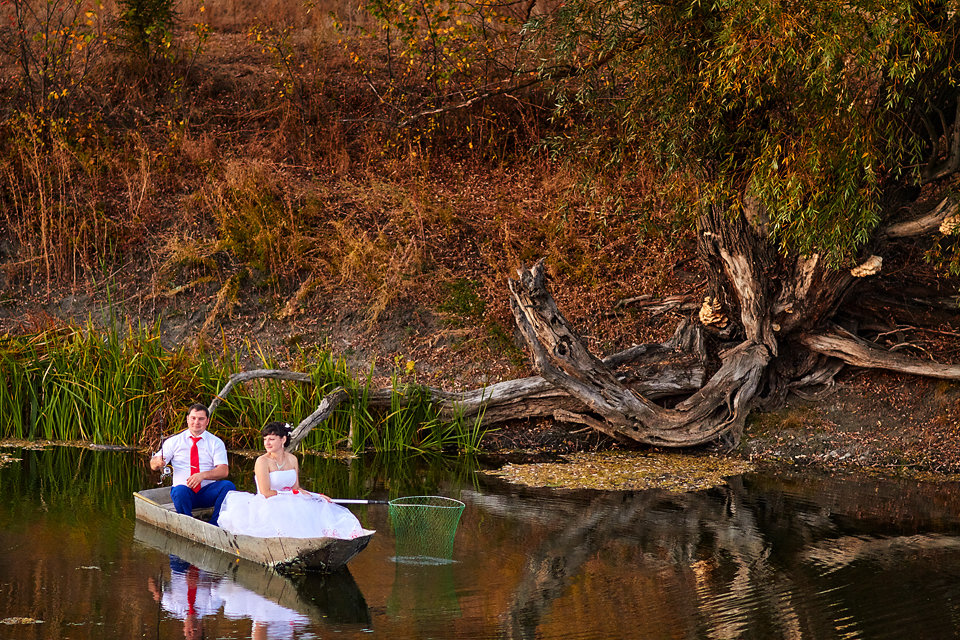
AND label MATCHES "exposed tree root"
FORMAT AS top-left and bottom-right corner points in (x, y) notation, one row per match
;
(802, 326), (960, 380)
(367, 323), (707, 425)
